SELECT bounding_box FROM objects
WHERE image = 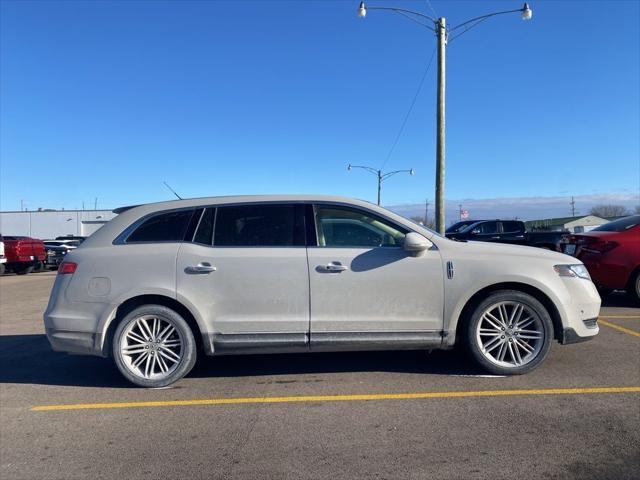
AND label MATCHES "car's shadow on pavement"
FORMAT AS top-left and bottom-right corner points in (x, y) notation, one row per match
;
(600, 292), (637, 308)
(0, 334), (484, 388)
